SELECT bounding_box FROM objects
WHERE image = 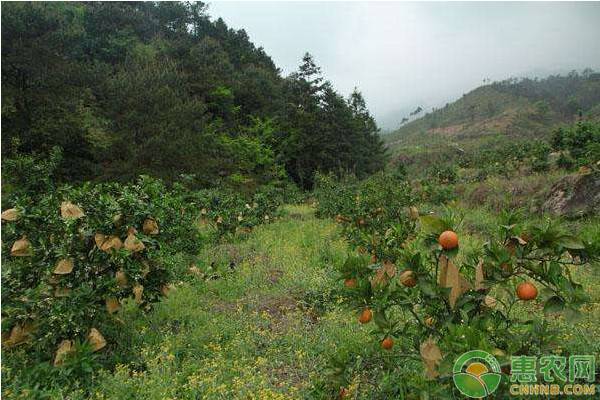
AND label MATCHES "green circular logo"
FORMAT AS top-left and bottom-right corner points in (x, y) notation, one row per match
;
(453, 350), (502, 398)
